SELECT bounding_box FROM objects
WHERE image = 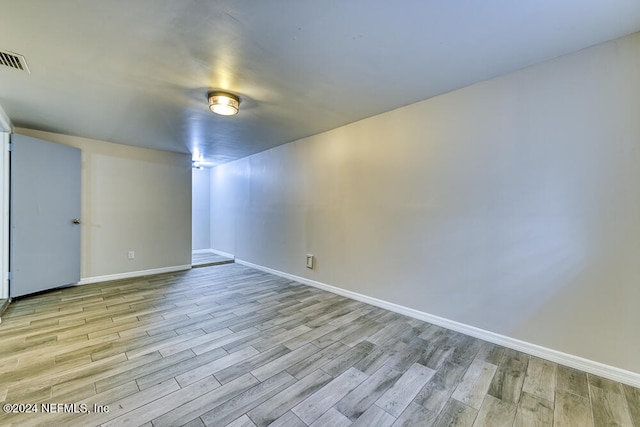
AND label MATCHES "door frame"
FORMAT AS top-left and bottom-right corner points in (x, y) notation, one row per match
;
(0, 105), (11, 300)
